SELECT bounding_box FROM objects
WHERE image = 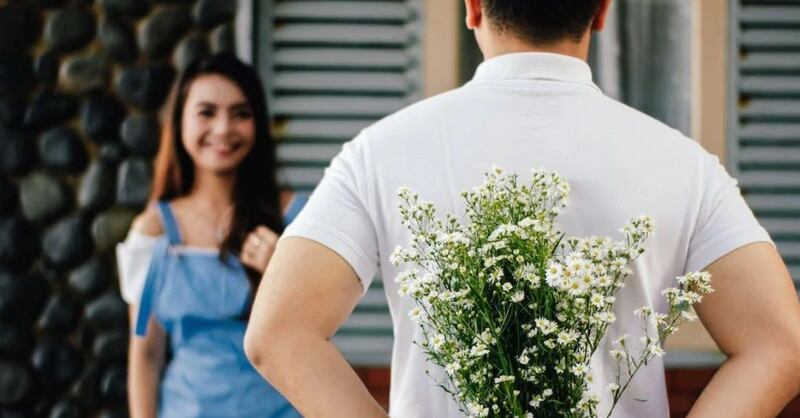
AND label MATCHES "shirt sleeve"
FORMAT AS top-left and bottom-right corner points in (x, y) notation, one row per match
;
(115, 231), (159, 304)
(684, 151), (773, 273)
(280, 131), (380, 294)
